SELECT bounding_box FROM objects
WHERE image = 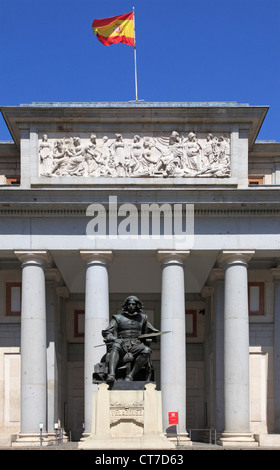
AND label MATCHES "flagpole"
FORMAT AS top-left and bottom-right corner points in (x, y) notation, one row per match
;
(133, 7), (138, 101)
